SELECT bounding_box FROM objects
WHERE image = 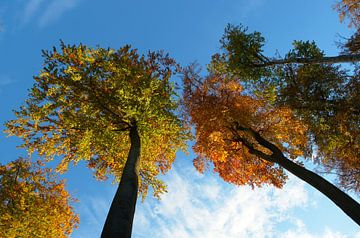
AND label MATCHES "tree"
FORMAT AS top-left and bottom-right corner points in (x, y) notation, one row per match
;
(215, 24), (360, 73)
(334, 0), (360, 28)
(183, 23), (360, 225)
(5, 42), (190, 237)
(342, 29), (360, 54)
(0, 158), (79, 237)
(335, 0), (360, 54)
(183, 67), (360, 226)
(209, 24), (360, 193)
